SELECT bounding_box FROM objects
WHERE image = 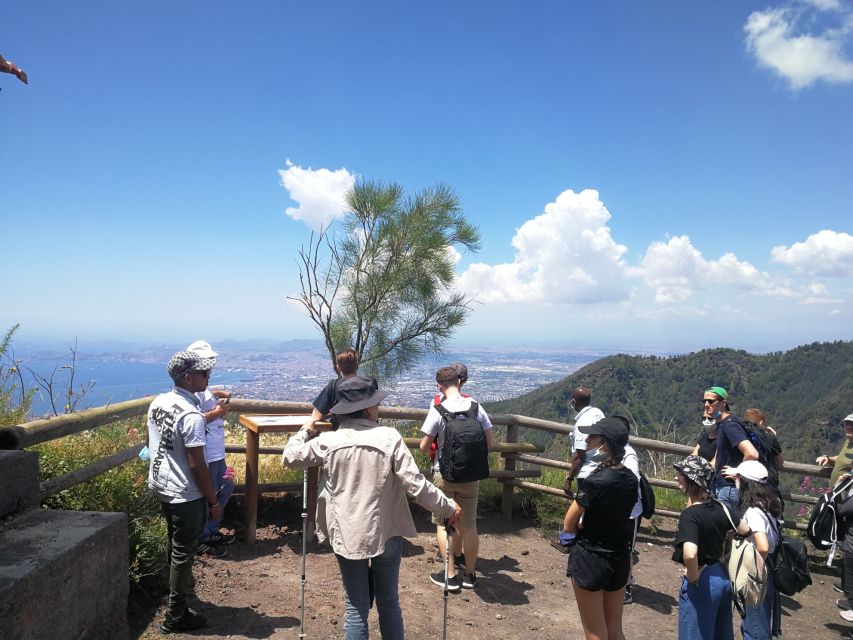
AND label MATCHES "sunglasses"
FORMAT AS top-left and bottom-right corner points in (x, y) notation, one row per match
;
(702, 398), (720, 405)
(190, 370), (211, 378)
